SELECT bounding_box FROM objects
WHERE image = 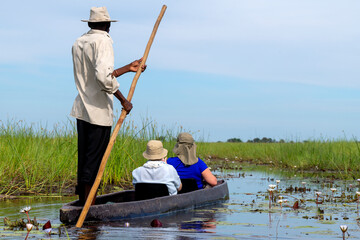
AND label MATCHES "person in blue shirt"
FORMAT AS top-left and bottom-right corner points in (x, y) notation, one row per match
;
(167, 133), (217, 189)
